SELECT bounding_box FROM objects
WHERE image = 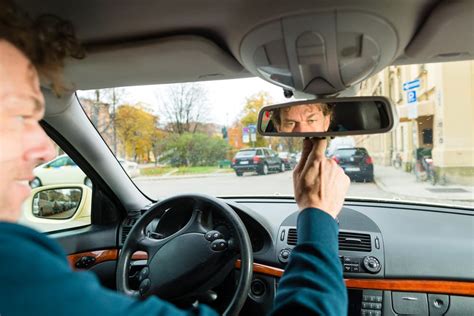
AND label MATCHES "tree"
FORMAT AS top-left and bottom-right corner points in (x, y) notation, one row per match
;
(156, 83), (209, 134)
(160, 133), (230, 167)
(115, 104), (158, 162)
(239, 91), (272, 147)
